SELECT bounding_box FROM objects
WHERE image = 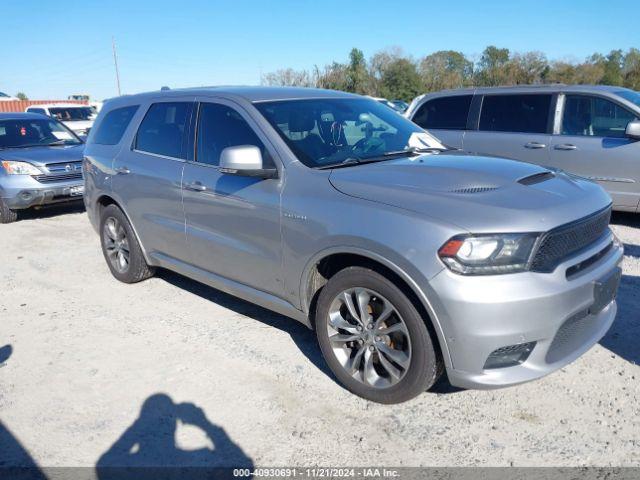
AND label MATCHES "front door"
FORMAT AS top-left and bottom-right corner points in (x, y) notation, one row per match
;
(548, 94), (640, 210)
(182, 99), (283, 296)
